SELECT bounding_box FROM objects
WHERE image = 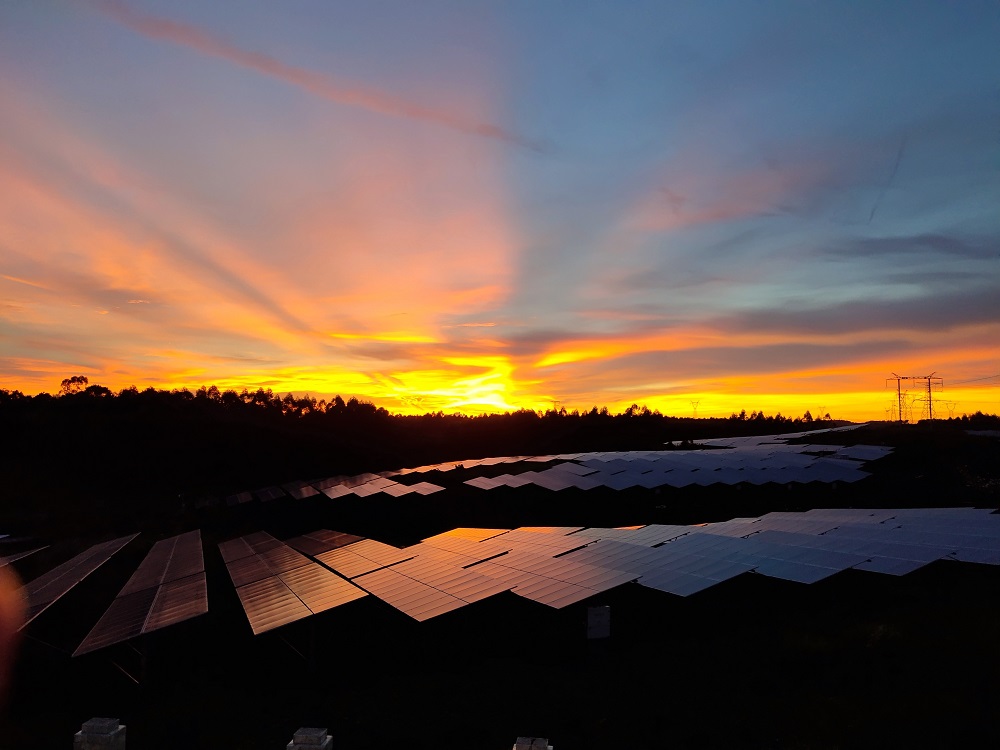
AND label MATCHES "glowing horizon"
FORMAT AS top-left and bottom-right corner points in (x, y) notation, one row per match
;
(2, 2), (998, 423)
